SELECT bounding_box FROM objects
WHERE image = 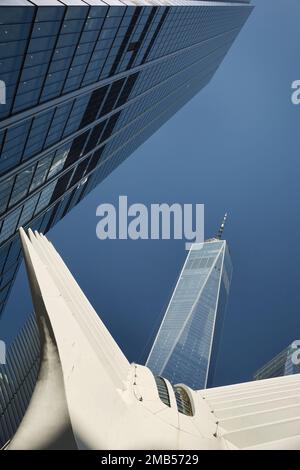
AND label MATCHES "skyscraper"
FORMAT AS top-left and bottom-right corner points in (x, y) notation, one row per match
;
(253, 343), (300, 381)
(0, 1), (252, 317)
(0, 313), (39, 449)
(146, 215), (233, 390)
